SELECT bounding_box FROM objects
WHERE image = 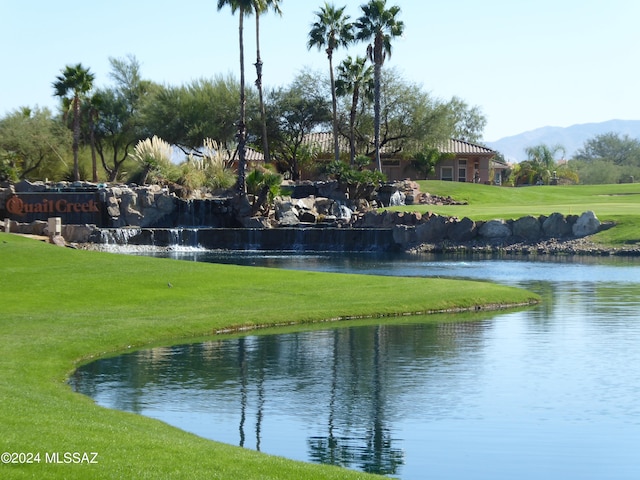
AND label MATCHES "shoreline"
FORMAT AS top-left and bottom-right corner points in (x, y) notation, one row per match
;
(409, 237), (640, 257)
(13, 230), (640, 258)
(76, 236), (640, 257)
